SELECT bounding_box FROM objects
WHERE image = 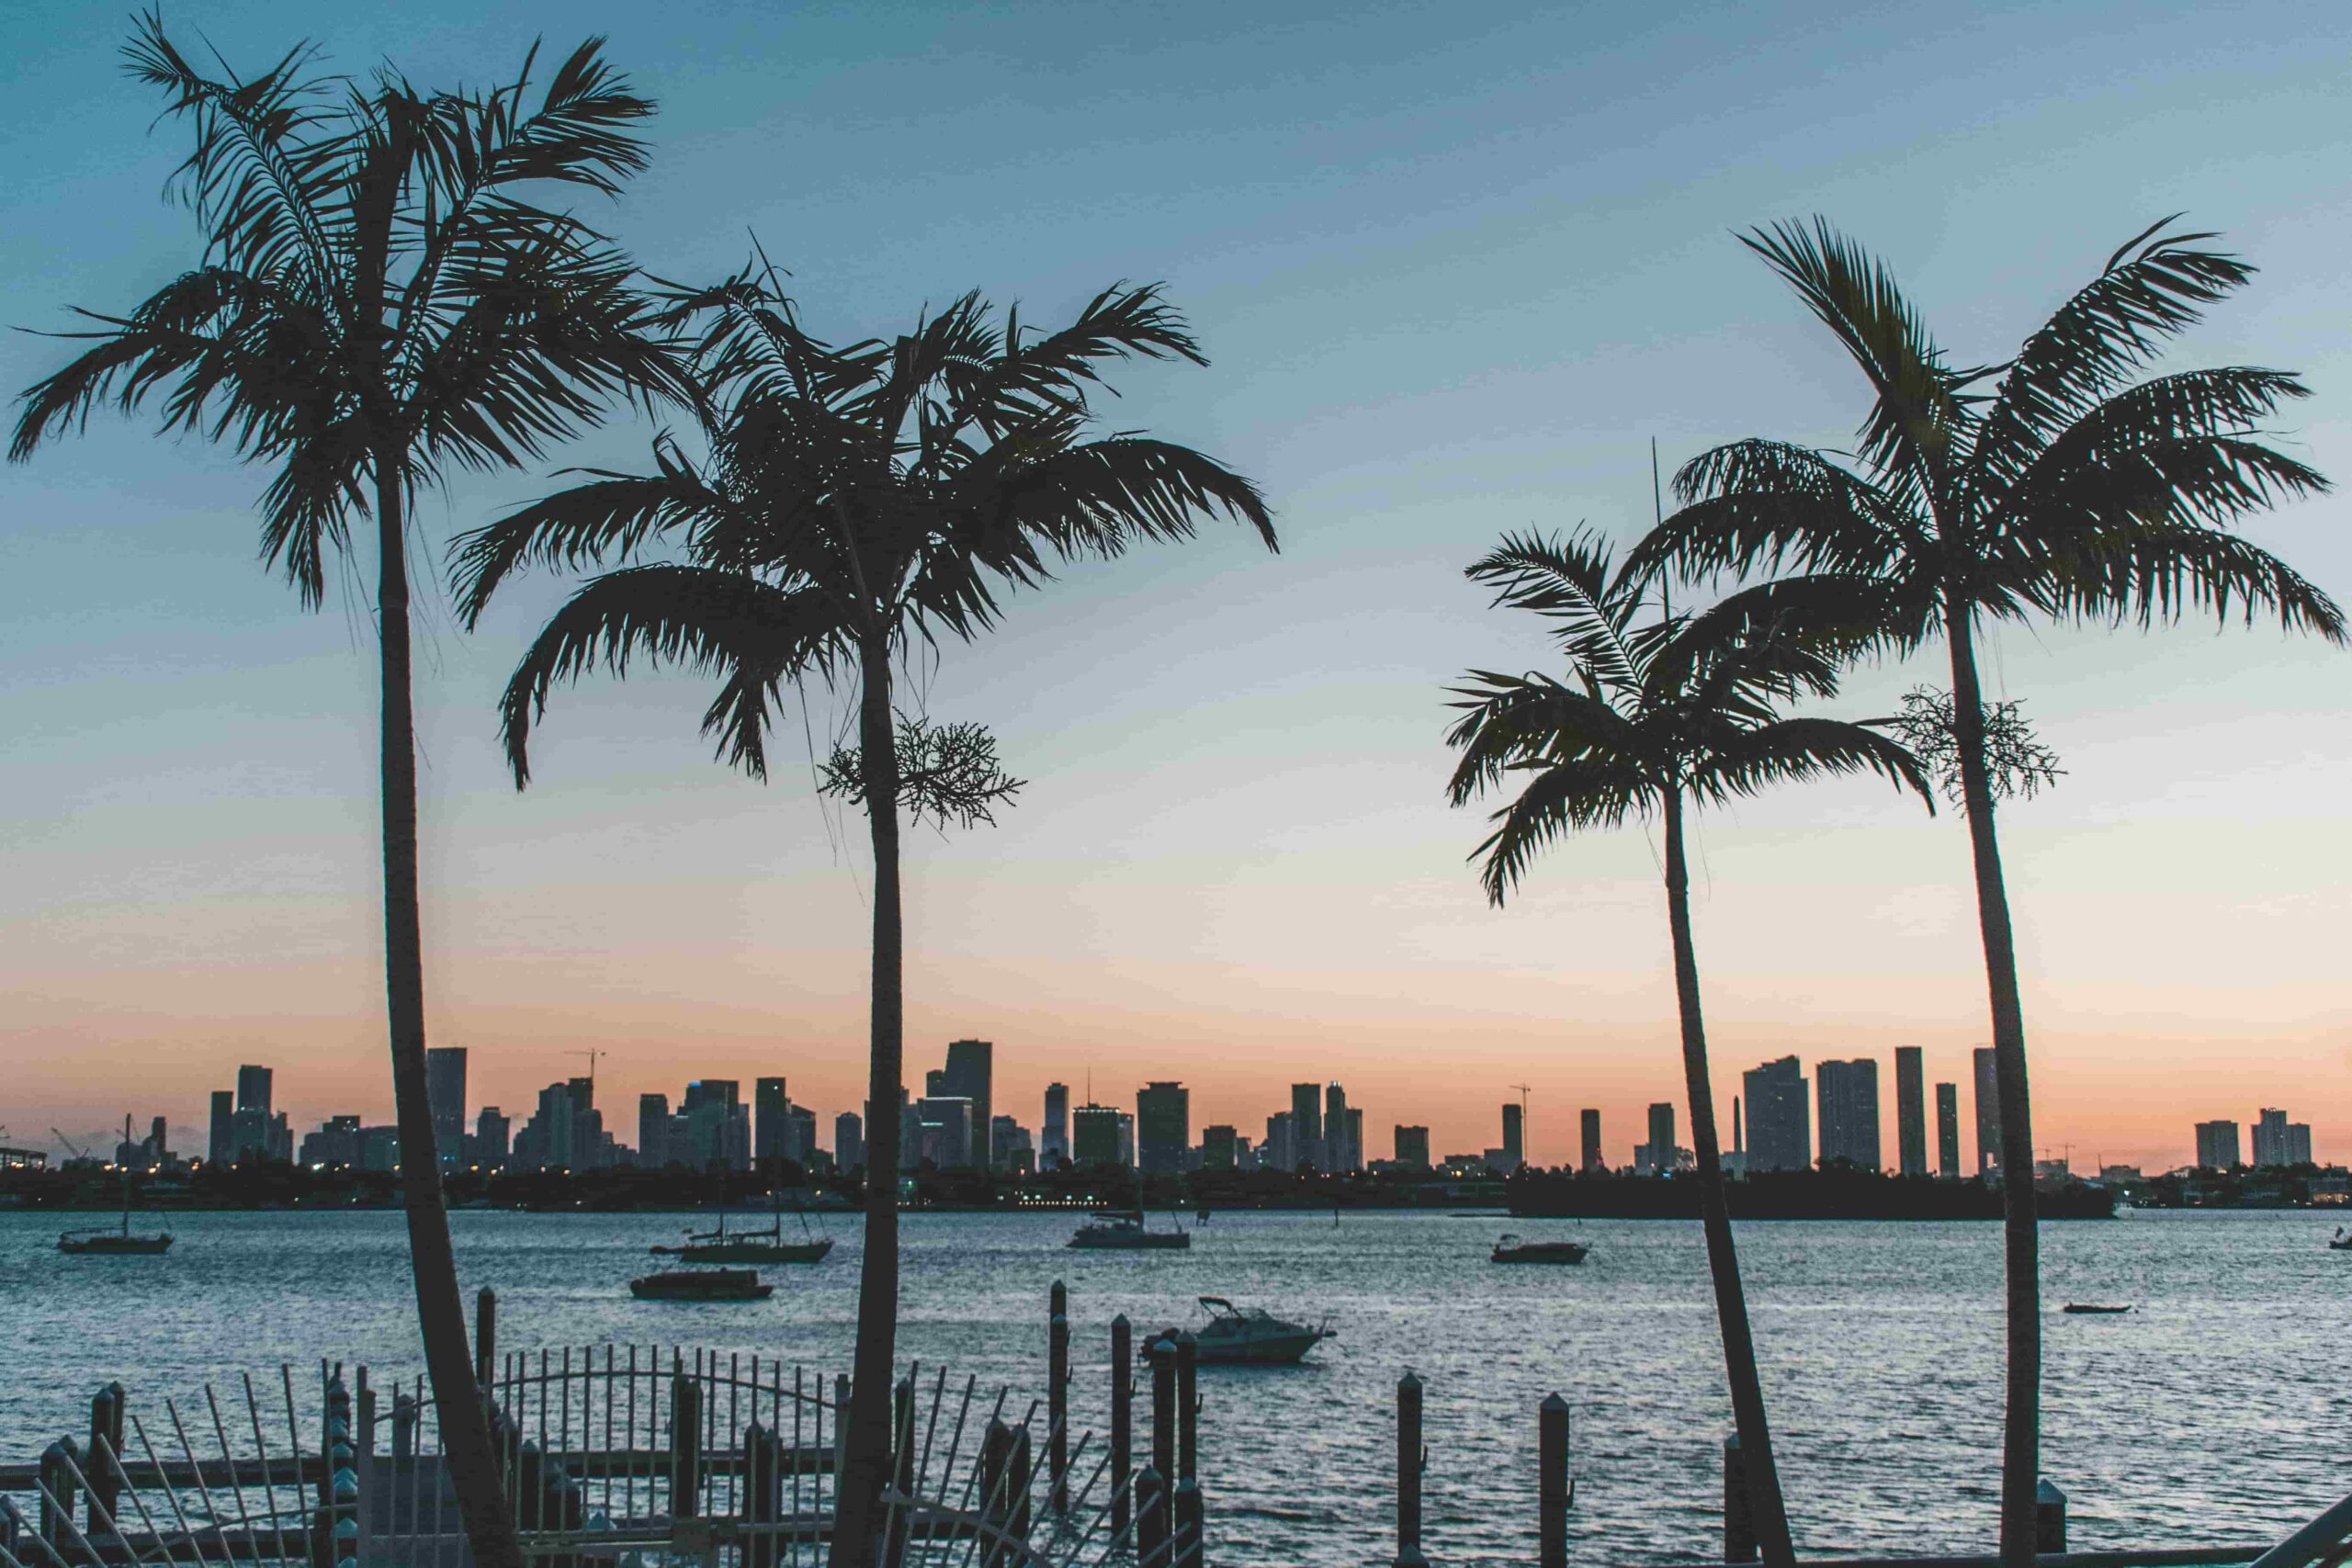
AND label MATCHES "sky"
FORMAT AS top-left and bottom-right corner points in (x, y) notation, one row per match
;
(3, 0), (2348, 1174)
